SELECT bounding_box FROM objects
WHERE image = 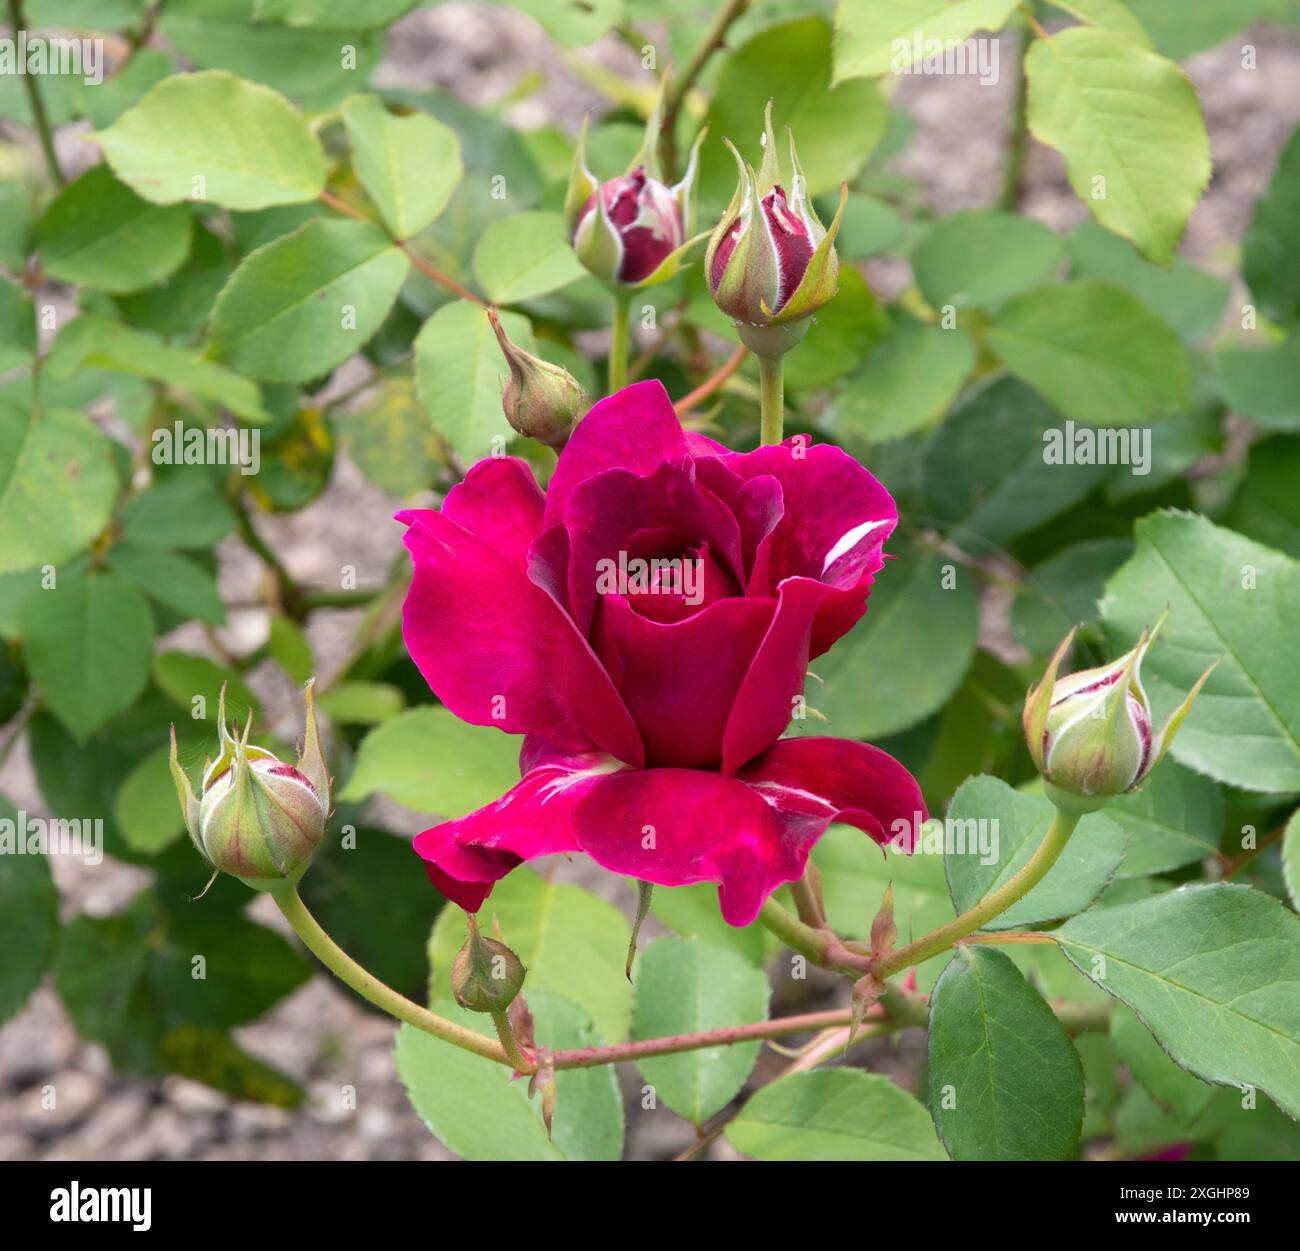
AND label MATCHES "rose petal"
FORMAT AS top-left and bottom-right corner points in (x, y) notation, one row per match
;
(592, 593), (775, 767)
(565, 458), (744, 634)
(544, 380), (685, 527)
(399, 509), (644, 766)
(413, 741), (623, 910)
(571, 766), (828, 926)
(439, 456), (545, 567)
(738, 735), (927, 853)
